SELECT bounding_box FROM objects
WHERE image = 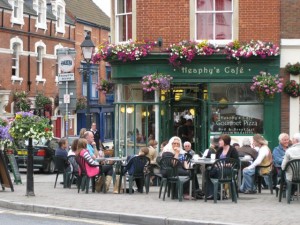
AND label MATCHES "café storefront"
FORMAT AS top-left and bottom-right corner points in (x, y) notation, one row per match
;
(111, 54), (280, 156)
